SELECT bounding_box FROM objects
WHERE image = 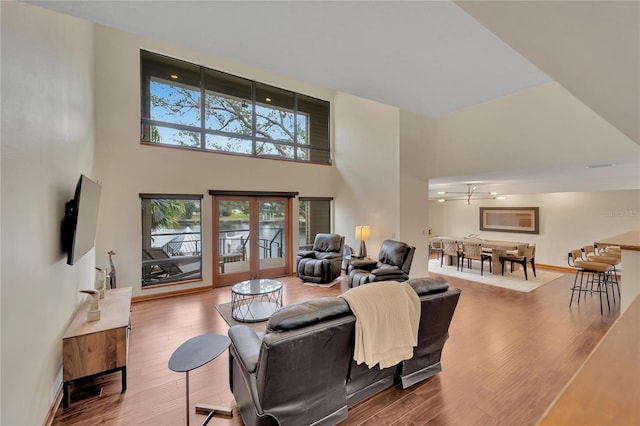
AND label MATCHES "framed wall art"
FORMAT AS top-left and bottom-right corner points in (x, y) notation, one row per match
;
(479, 207), (539, 234)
